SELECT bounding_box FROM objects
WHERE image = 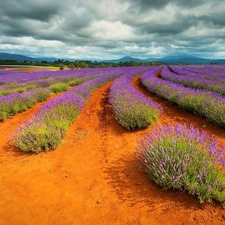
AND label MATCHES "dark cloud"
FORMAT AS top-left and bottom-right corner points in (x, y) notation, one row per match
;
(139, 14), (197, 35)
(198, 12), (225, 28)
(1, 18), (38, 38)
(0, 0), (62, 21)
(127, 0), (220, 11)
(127, 0), (169, 10)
